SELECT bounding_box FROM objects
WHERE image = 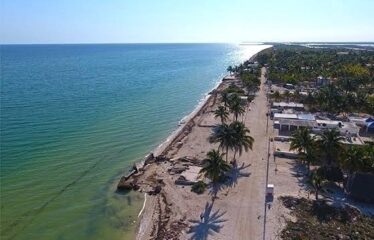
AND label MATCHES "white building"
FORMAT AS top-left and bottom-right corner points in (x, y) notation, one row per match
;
(274, 114), (360, 137)
(272, 102), (304, 111)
